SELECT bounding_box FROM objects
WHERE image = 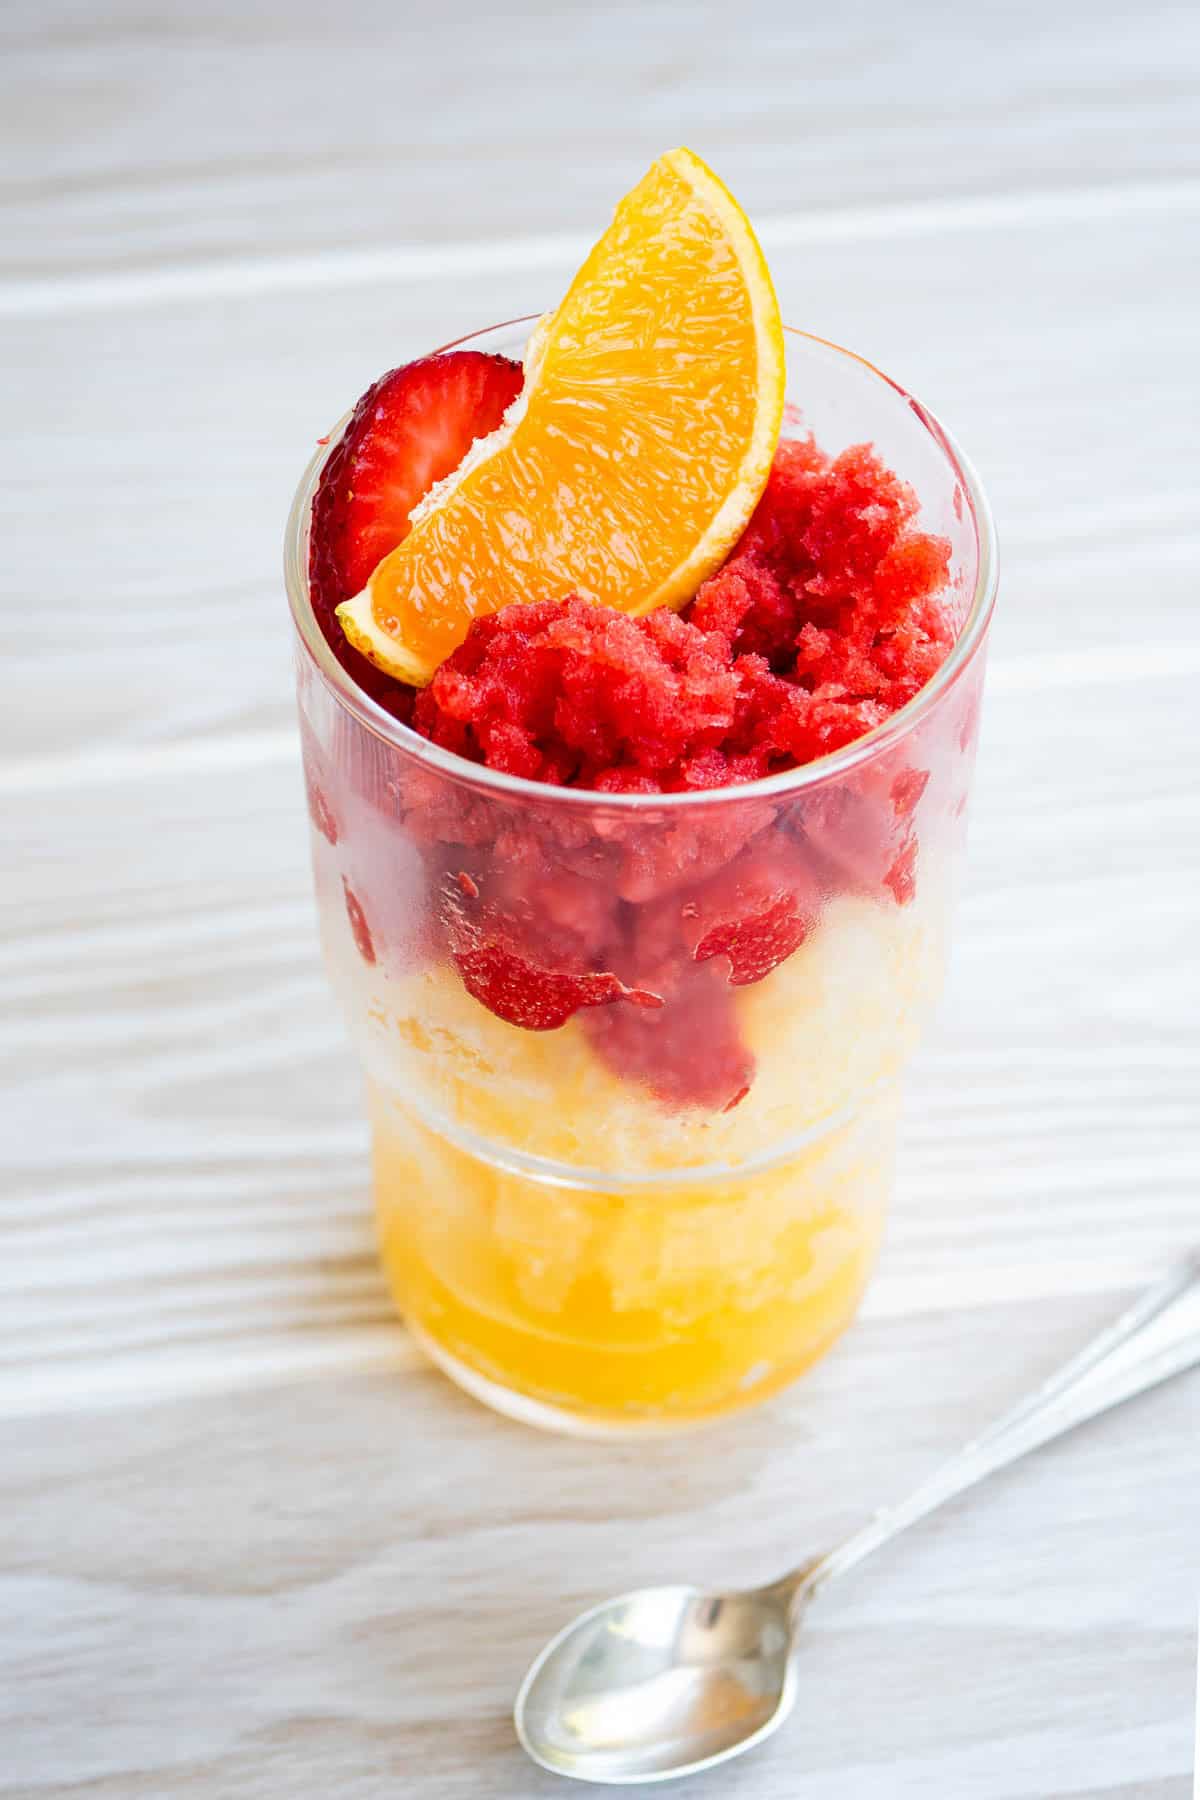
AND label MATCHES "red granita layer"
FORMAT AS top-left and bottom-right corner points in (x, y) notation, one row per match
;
(310, 435), (960, 1111)
(440, 864), (664, 1032)
(581, 887), (758, 1112)
(412, 439), (952, 790)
